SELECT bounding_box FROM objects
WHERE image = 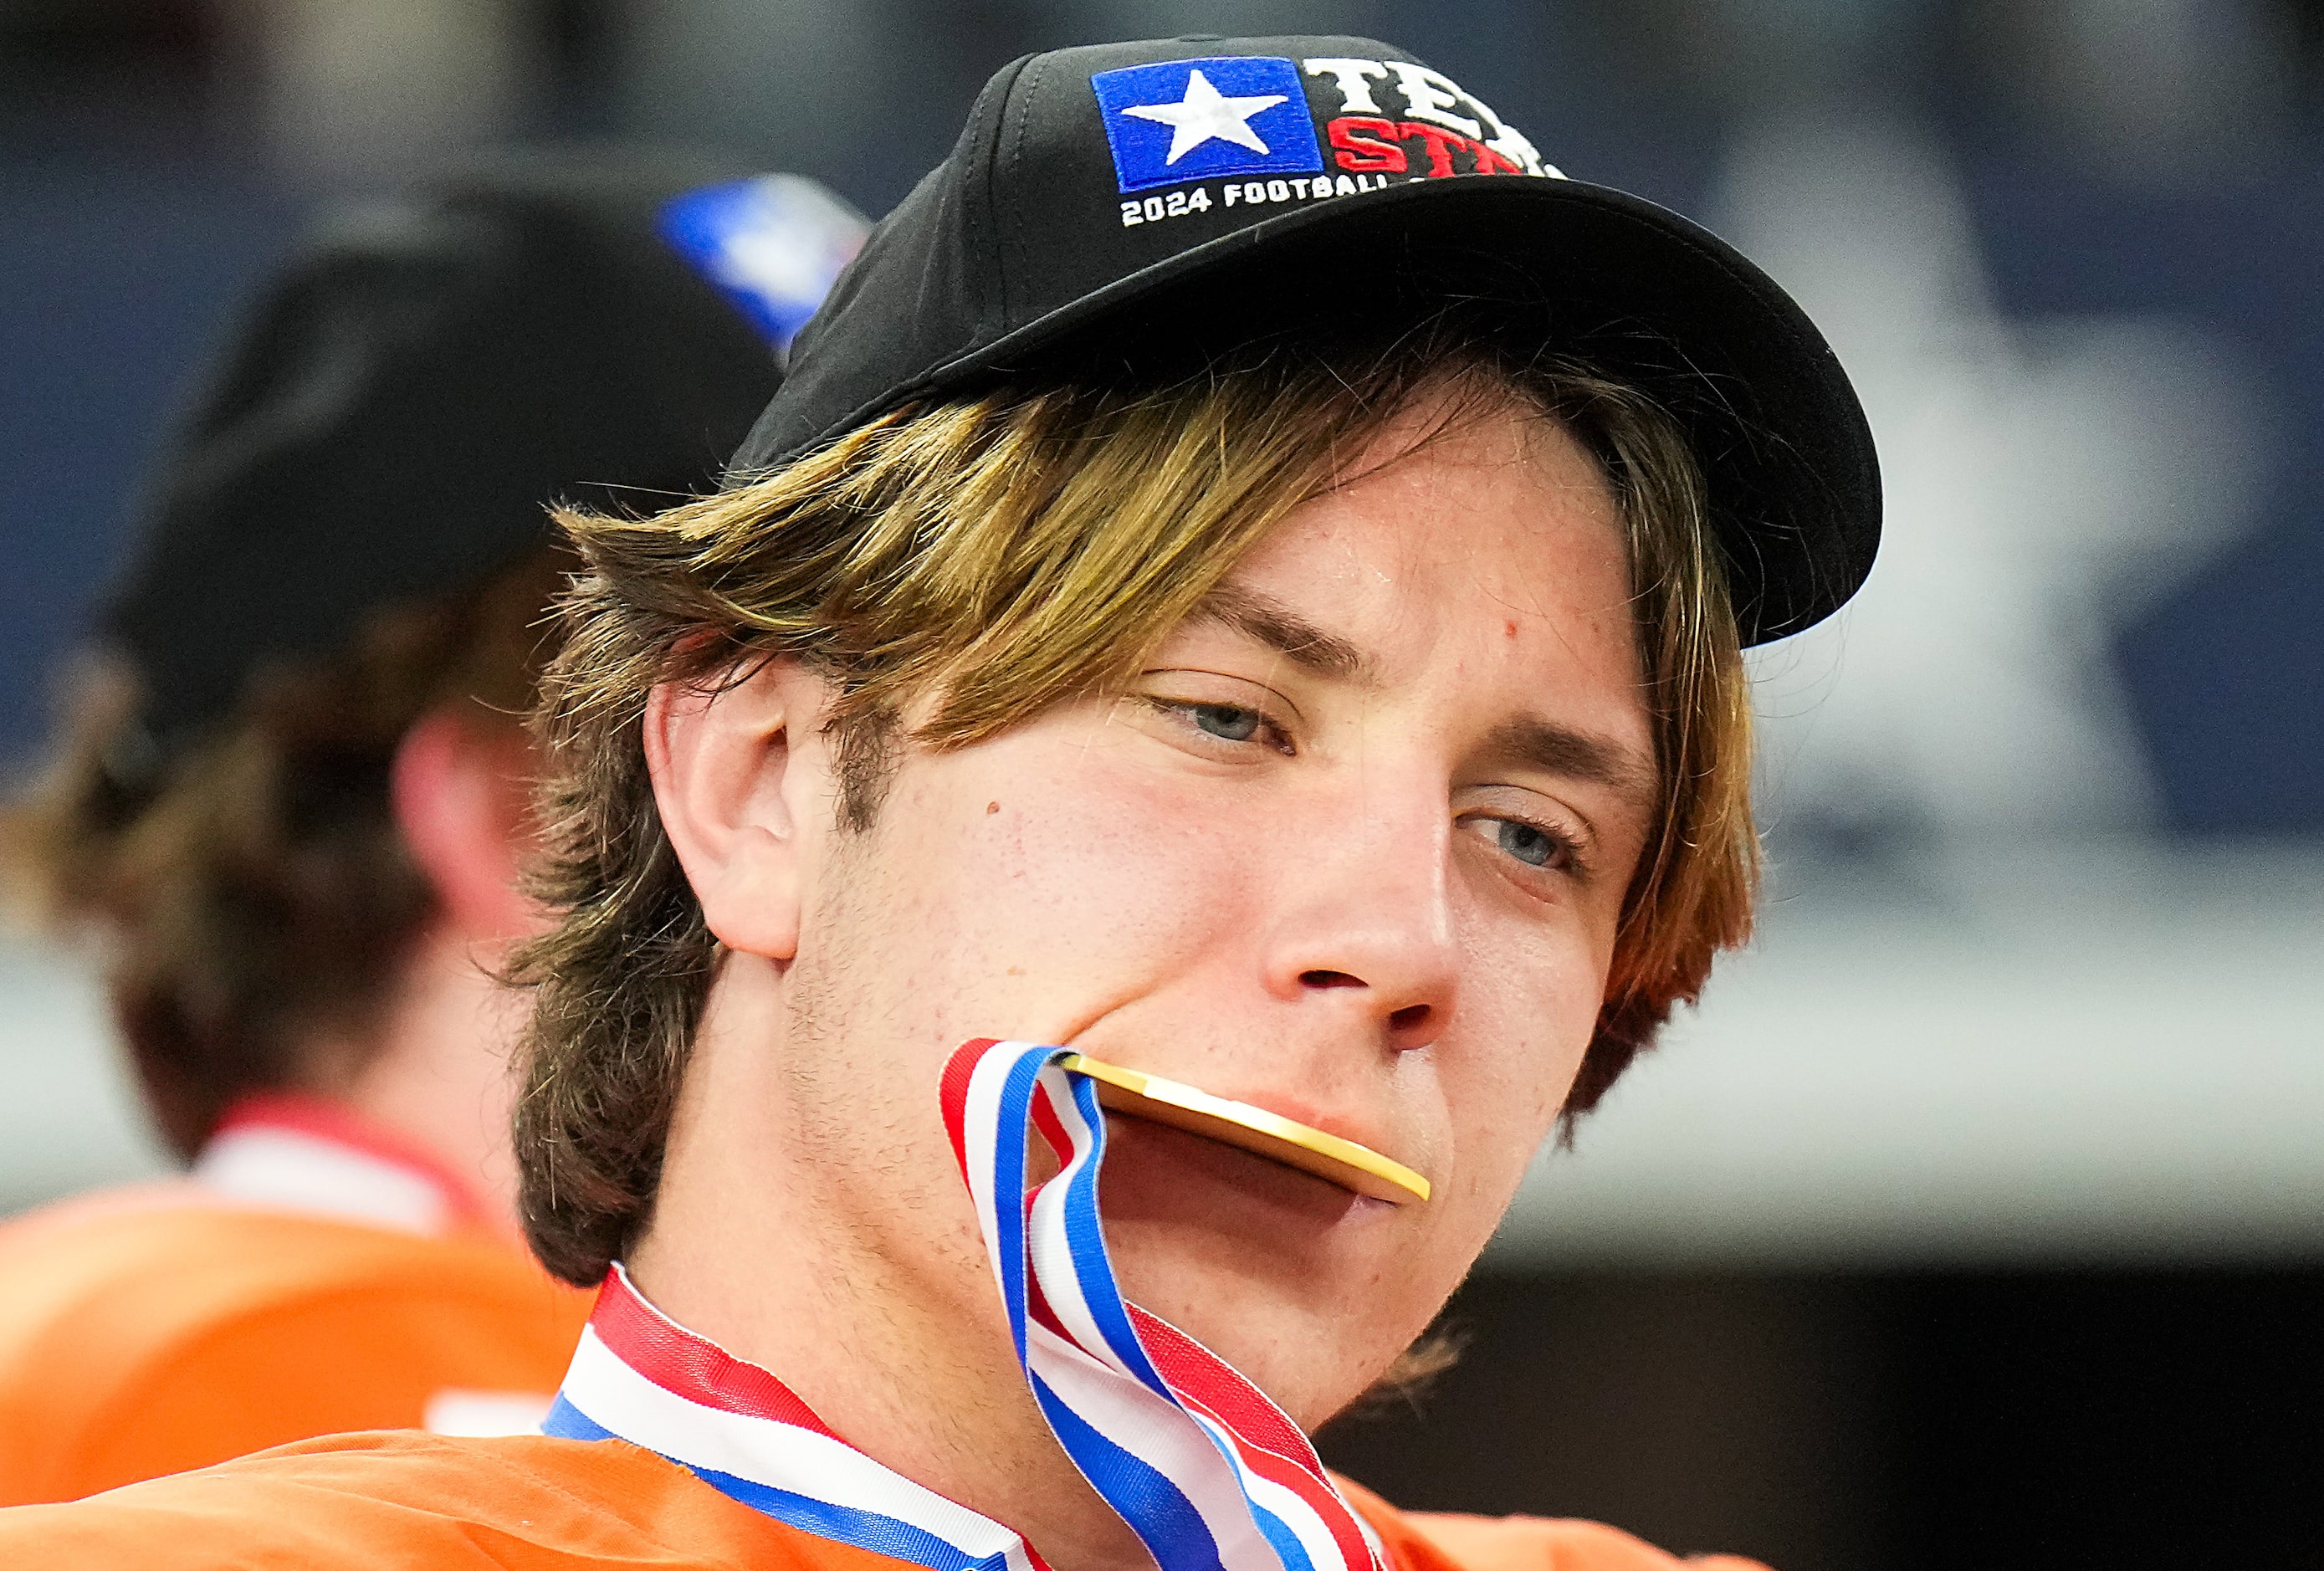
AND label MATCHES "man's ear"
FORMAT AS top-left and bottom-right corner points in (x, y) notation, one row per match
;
(390, 709), (540, 944)
(644, 658), (831, 960)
